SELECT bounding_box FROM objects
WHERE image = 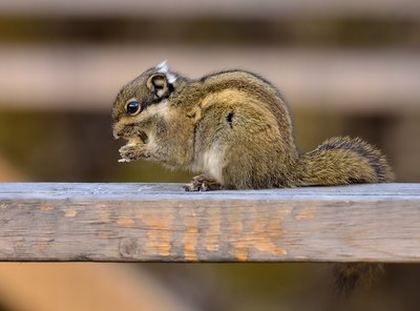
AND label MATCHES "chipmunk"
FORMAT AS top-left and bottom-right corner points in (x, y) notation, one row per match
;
(112, 61), (394, 294)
